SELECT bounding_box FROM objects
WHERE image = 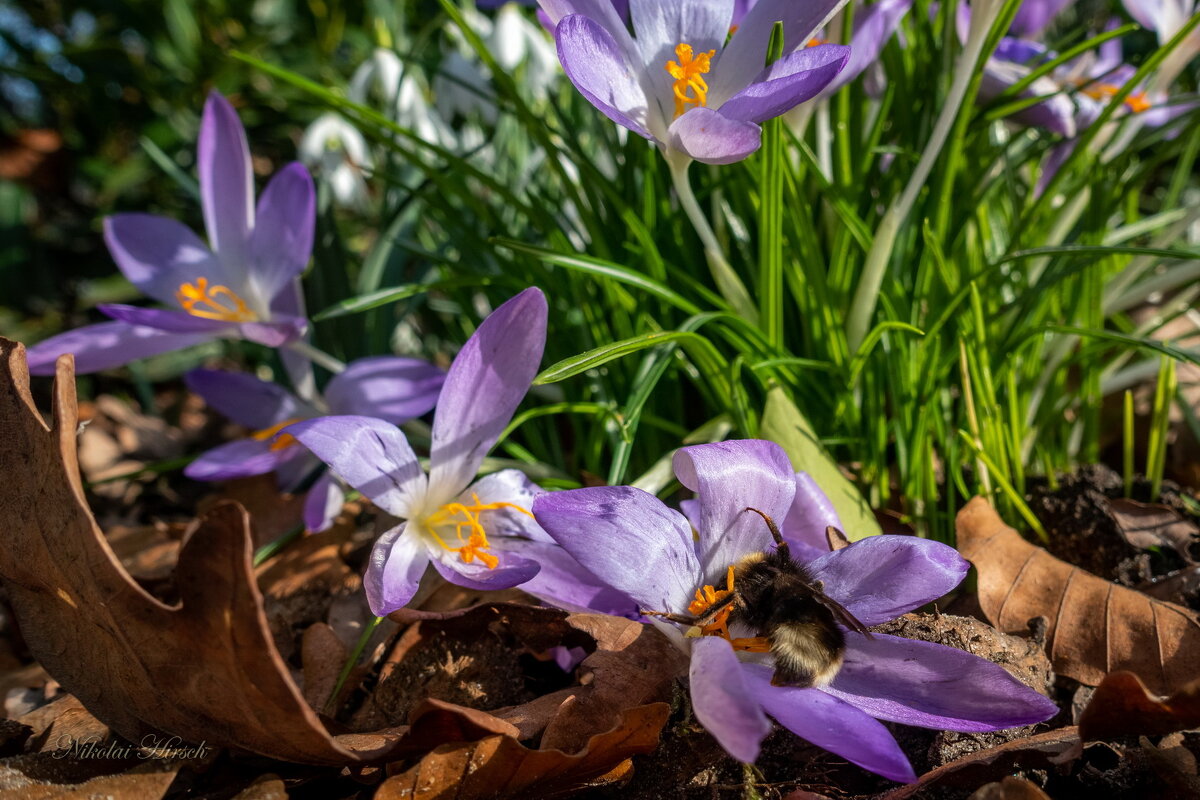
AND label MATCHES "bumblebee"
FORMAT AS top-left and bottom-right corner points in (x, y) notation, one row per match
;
(645, 507), (870, 688)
